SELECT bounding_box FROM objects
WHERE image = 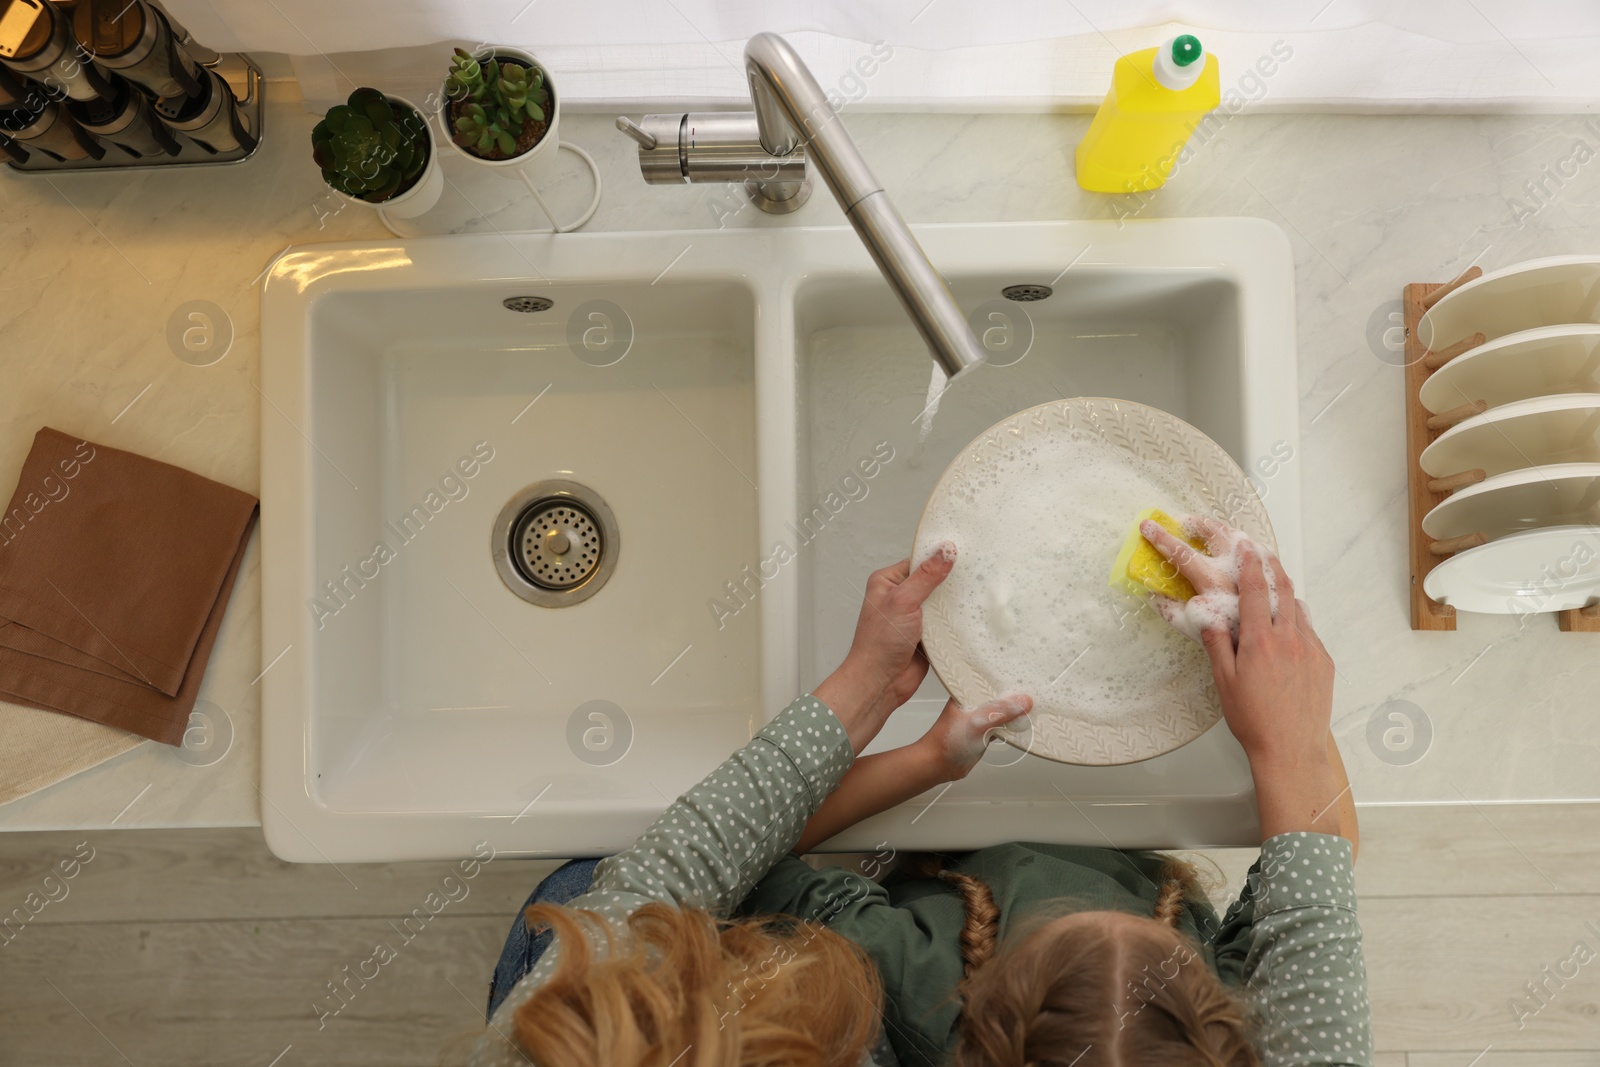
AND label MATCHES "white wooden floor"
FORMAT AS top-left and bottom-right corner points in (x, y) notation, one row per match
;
(2, 805), (1597, 1066)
